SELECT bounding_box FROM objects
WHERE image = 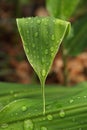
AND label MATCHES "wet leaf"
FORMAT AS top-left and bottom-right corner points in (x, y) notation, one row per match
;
(16, 17), (70, 86)
(0, 82), (87, 129)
